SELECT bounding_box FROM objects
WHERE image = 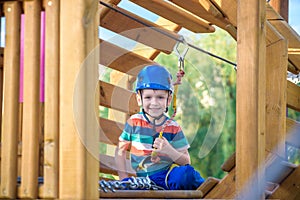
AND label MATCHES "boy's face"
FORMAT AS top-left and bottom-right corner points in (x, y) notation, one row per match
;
(136, 89), (172, 119)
